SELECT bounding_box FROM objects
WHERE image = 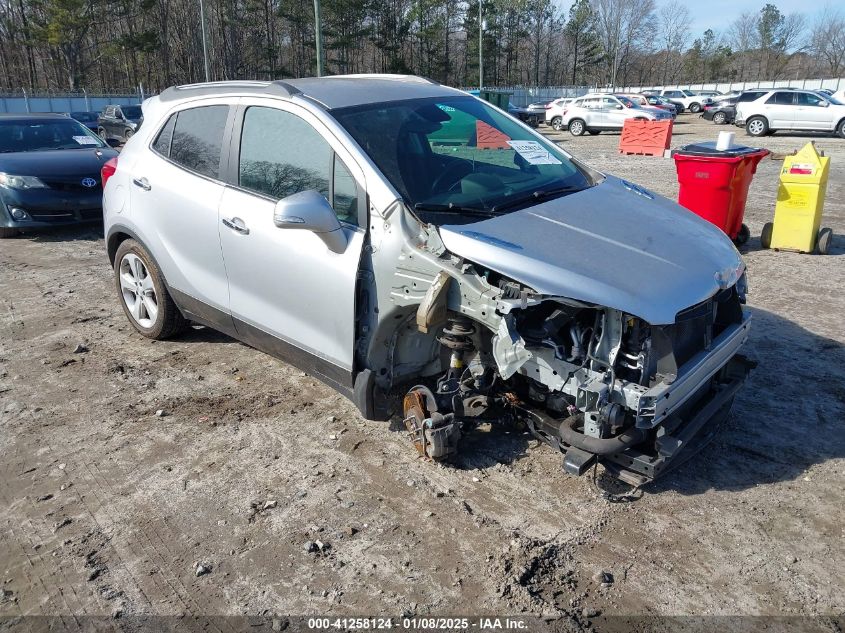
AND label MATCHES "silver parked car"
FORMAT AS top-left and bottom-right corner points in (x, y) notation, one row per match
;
(103, 76), (753, 484)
